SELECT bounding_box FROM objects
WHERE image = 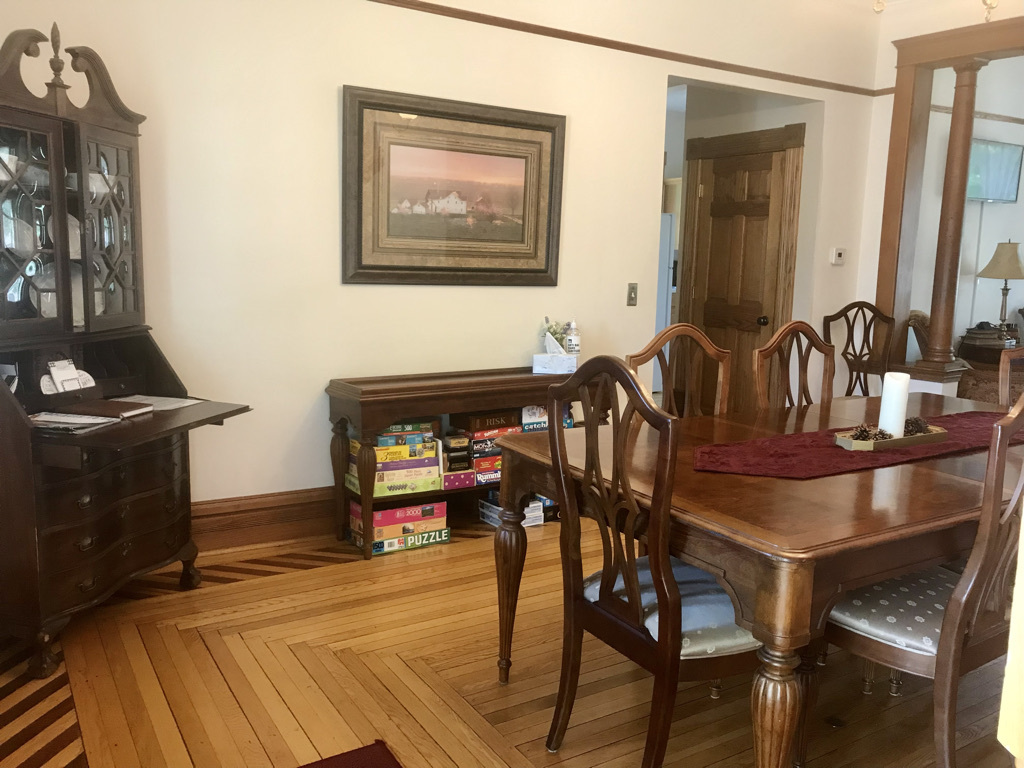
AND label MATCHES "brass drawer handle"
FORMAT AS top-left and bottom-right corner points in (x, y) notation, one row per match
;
(77, 535), (97, 552)
(78, 577), (97, 592)
(119, 504), (130, 520)
(77, 494), (93, 509)
(120, 541), (133, 557)
(117, 466), (128, 481)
